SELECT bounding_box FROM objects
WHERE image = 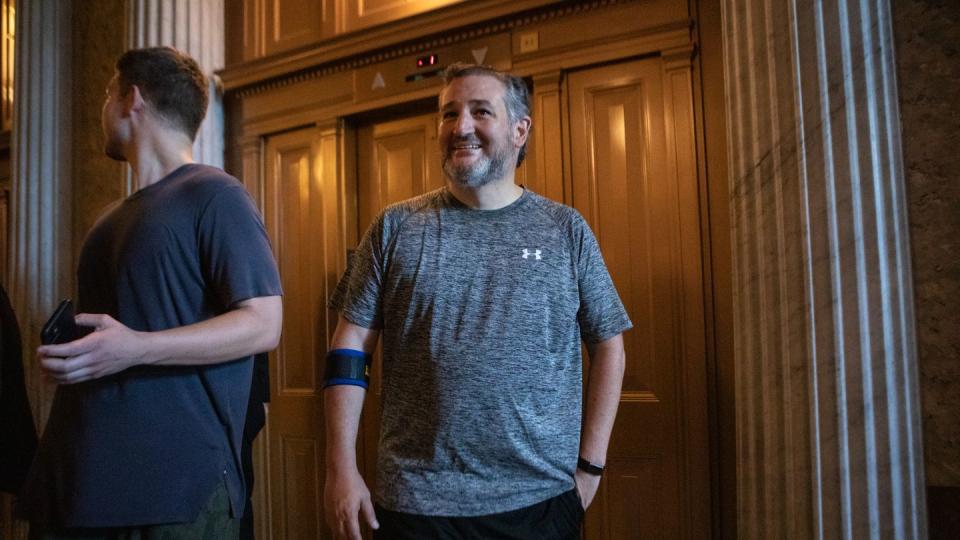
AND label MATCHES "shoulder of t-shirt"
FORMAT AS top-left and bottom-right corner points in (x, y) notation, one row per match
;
(97, 197), (125, 219)
(172, 164), (246, 198)
(169, 163), (249, 206)
(522, 189), (592, 240)
(376, 188), (446, 234)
